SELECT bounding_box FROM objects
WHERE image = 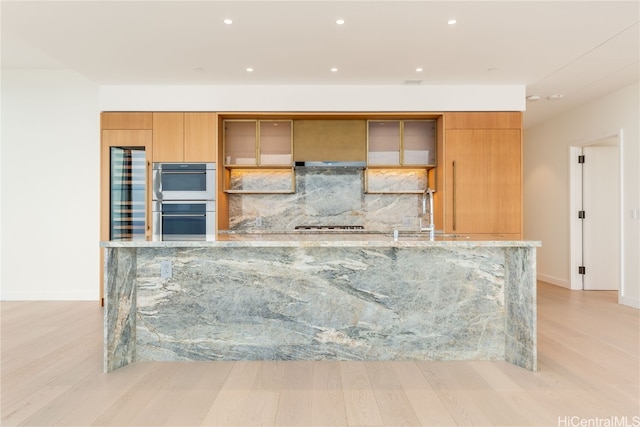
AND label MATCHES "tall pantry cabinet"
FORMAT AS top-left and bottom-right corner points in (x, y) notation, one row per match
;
(440, 112), (522, 237)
